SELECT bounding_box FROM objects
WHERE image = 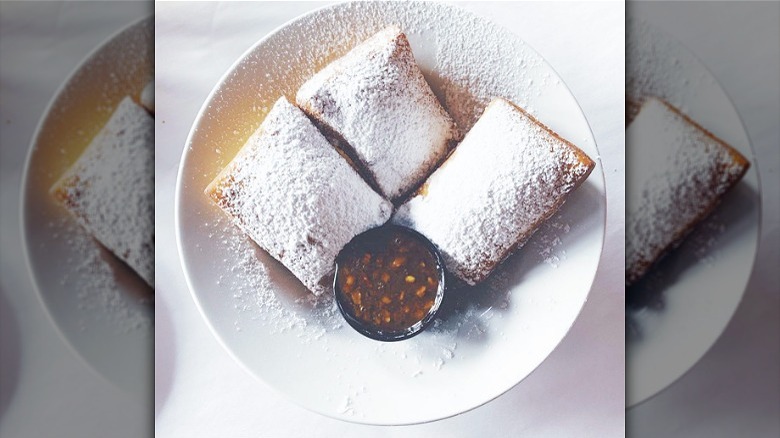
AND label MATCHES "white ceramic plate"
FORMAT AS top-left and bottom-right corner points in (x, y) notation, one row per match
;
(21, 17), (153, 400)
(626, 20), (760, 407)
(177, 2), (605, 425)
